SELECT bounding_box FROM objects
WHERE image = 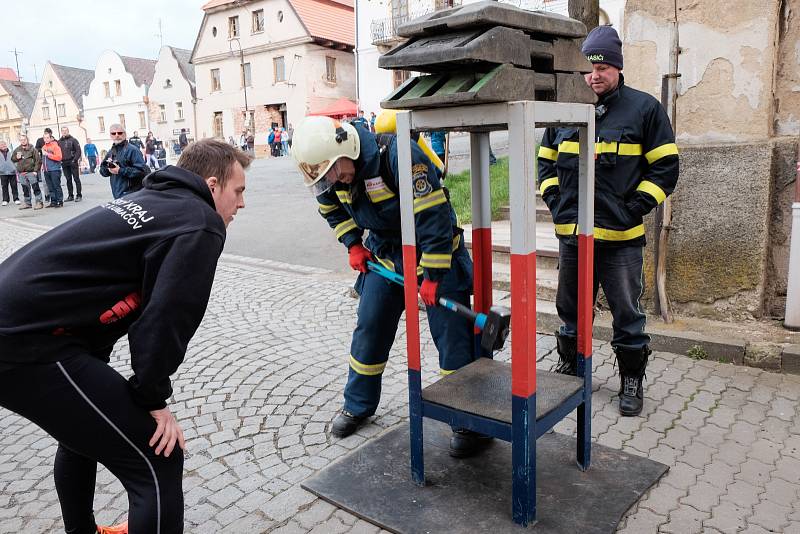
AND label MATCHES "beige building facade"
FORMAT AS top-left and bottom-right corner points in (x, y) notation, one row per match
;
(191, 0), (355, 155)
(0, 79), (38, 147)
(28, 63), (93, 148)
(621, 0), (800, 321)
